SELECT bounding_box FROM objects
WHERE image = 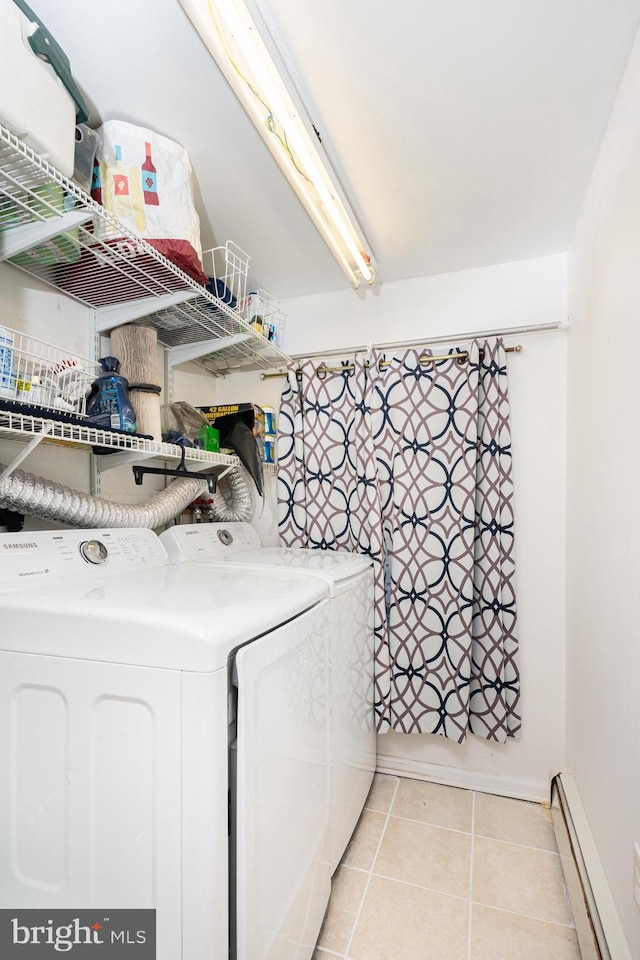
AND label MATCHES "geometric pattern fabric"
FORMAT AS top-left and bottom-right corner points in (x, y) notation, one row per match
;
(276, 357), (389, 722)
(277, 340), (519, 742)
(469, 340), (520, 741)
